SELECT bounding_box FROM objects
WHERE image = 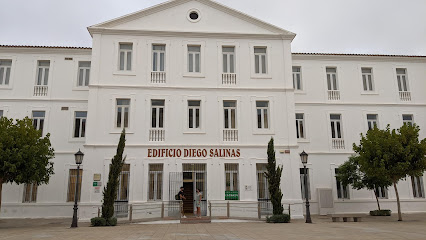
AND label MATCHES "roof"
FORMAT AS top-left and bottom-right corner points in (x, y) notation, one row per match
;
(0, 45), (425, 58)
